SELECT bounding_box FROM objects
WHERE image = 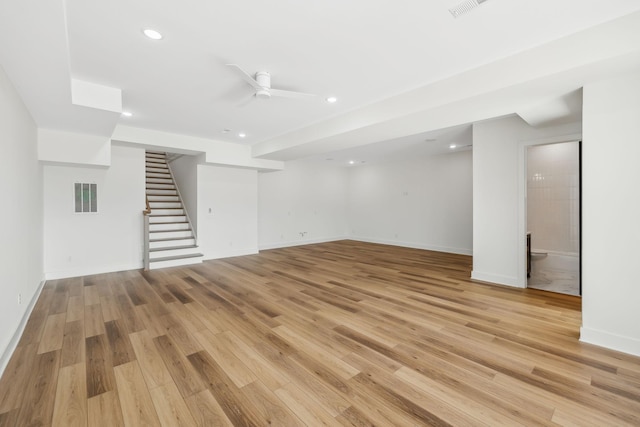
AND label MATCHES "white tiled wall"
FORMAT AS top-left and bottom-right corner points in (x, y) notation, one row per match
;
(527, 141), (579, 255)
